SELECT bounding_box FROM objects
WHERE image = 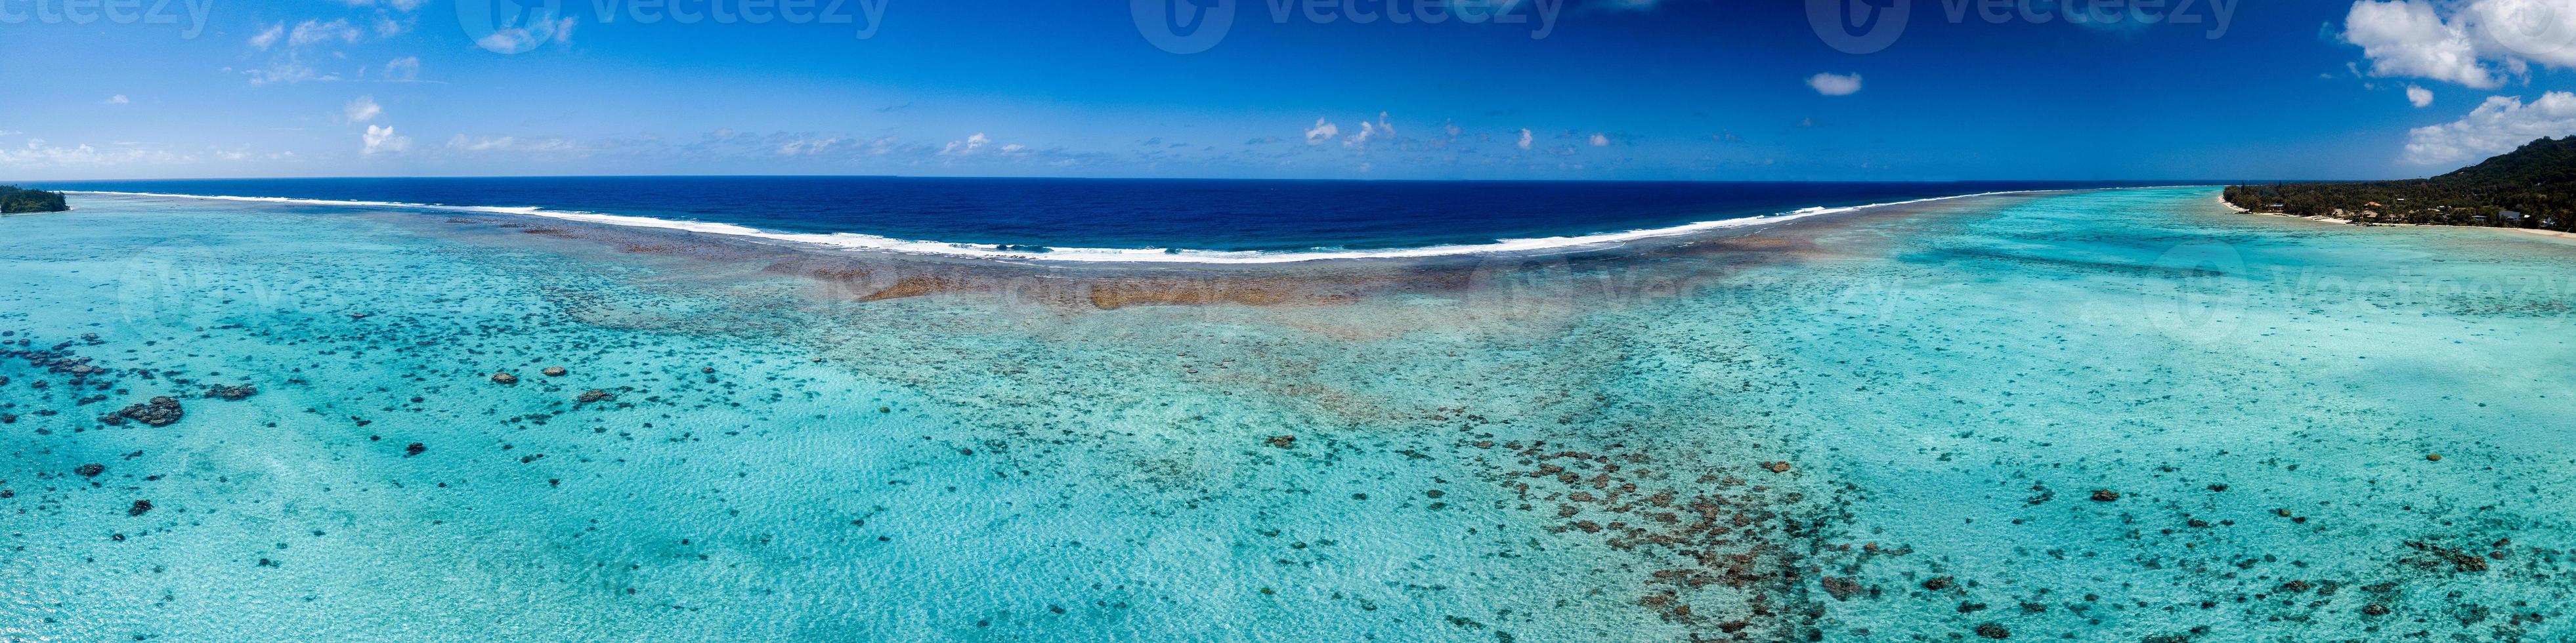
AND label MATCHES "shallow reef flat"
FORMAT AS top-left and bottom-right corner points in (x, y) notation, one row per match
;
(1, 188), (2571, 641)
